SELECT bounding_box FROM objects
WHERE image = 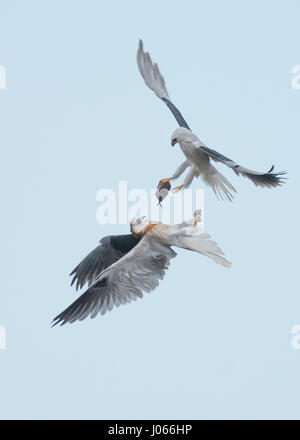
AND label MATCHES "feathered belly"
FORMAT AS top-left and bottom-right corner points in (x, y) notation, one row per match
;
(150, 224), (176, 243)
(180, 145), (209, 174)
